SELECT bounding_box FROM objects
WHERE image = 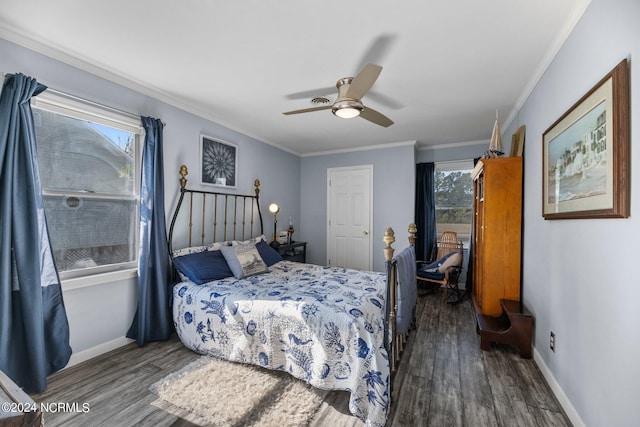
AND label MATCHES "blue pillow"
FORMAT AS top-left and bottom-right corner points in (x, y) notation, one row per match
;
(172, 249), (233, 284)
(419, 251), (457, 273)
(256, 239), (283, 266)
